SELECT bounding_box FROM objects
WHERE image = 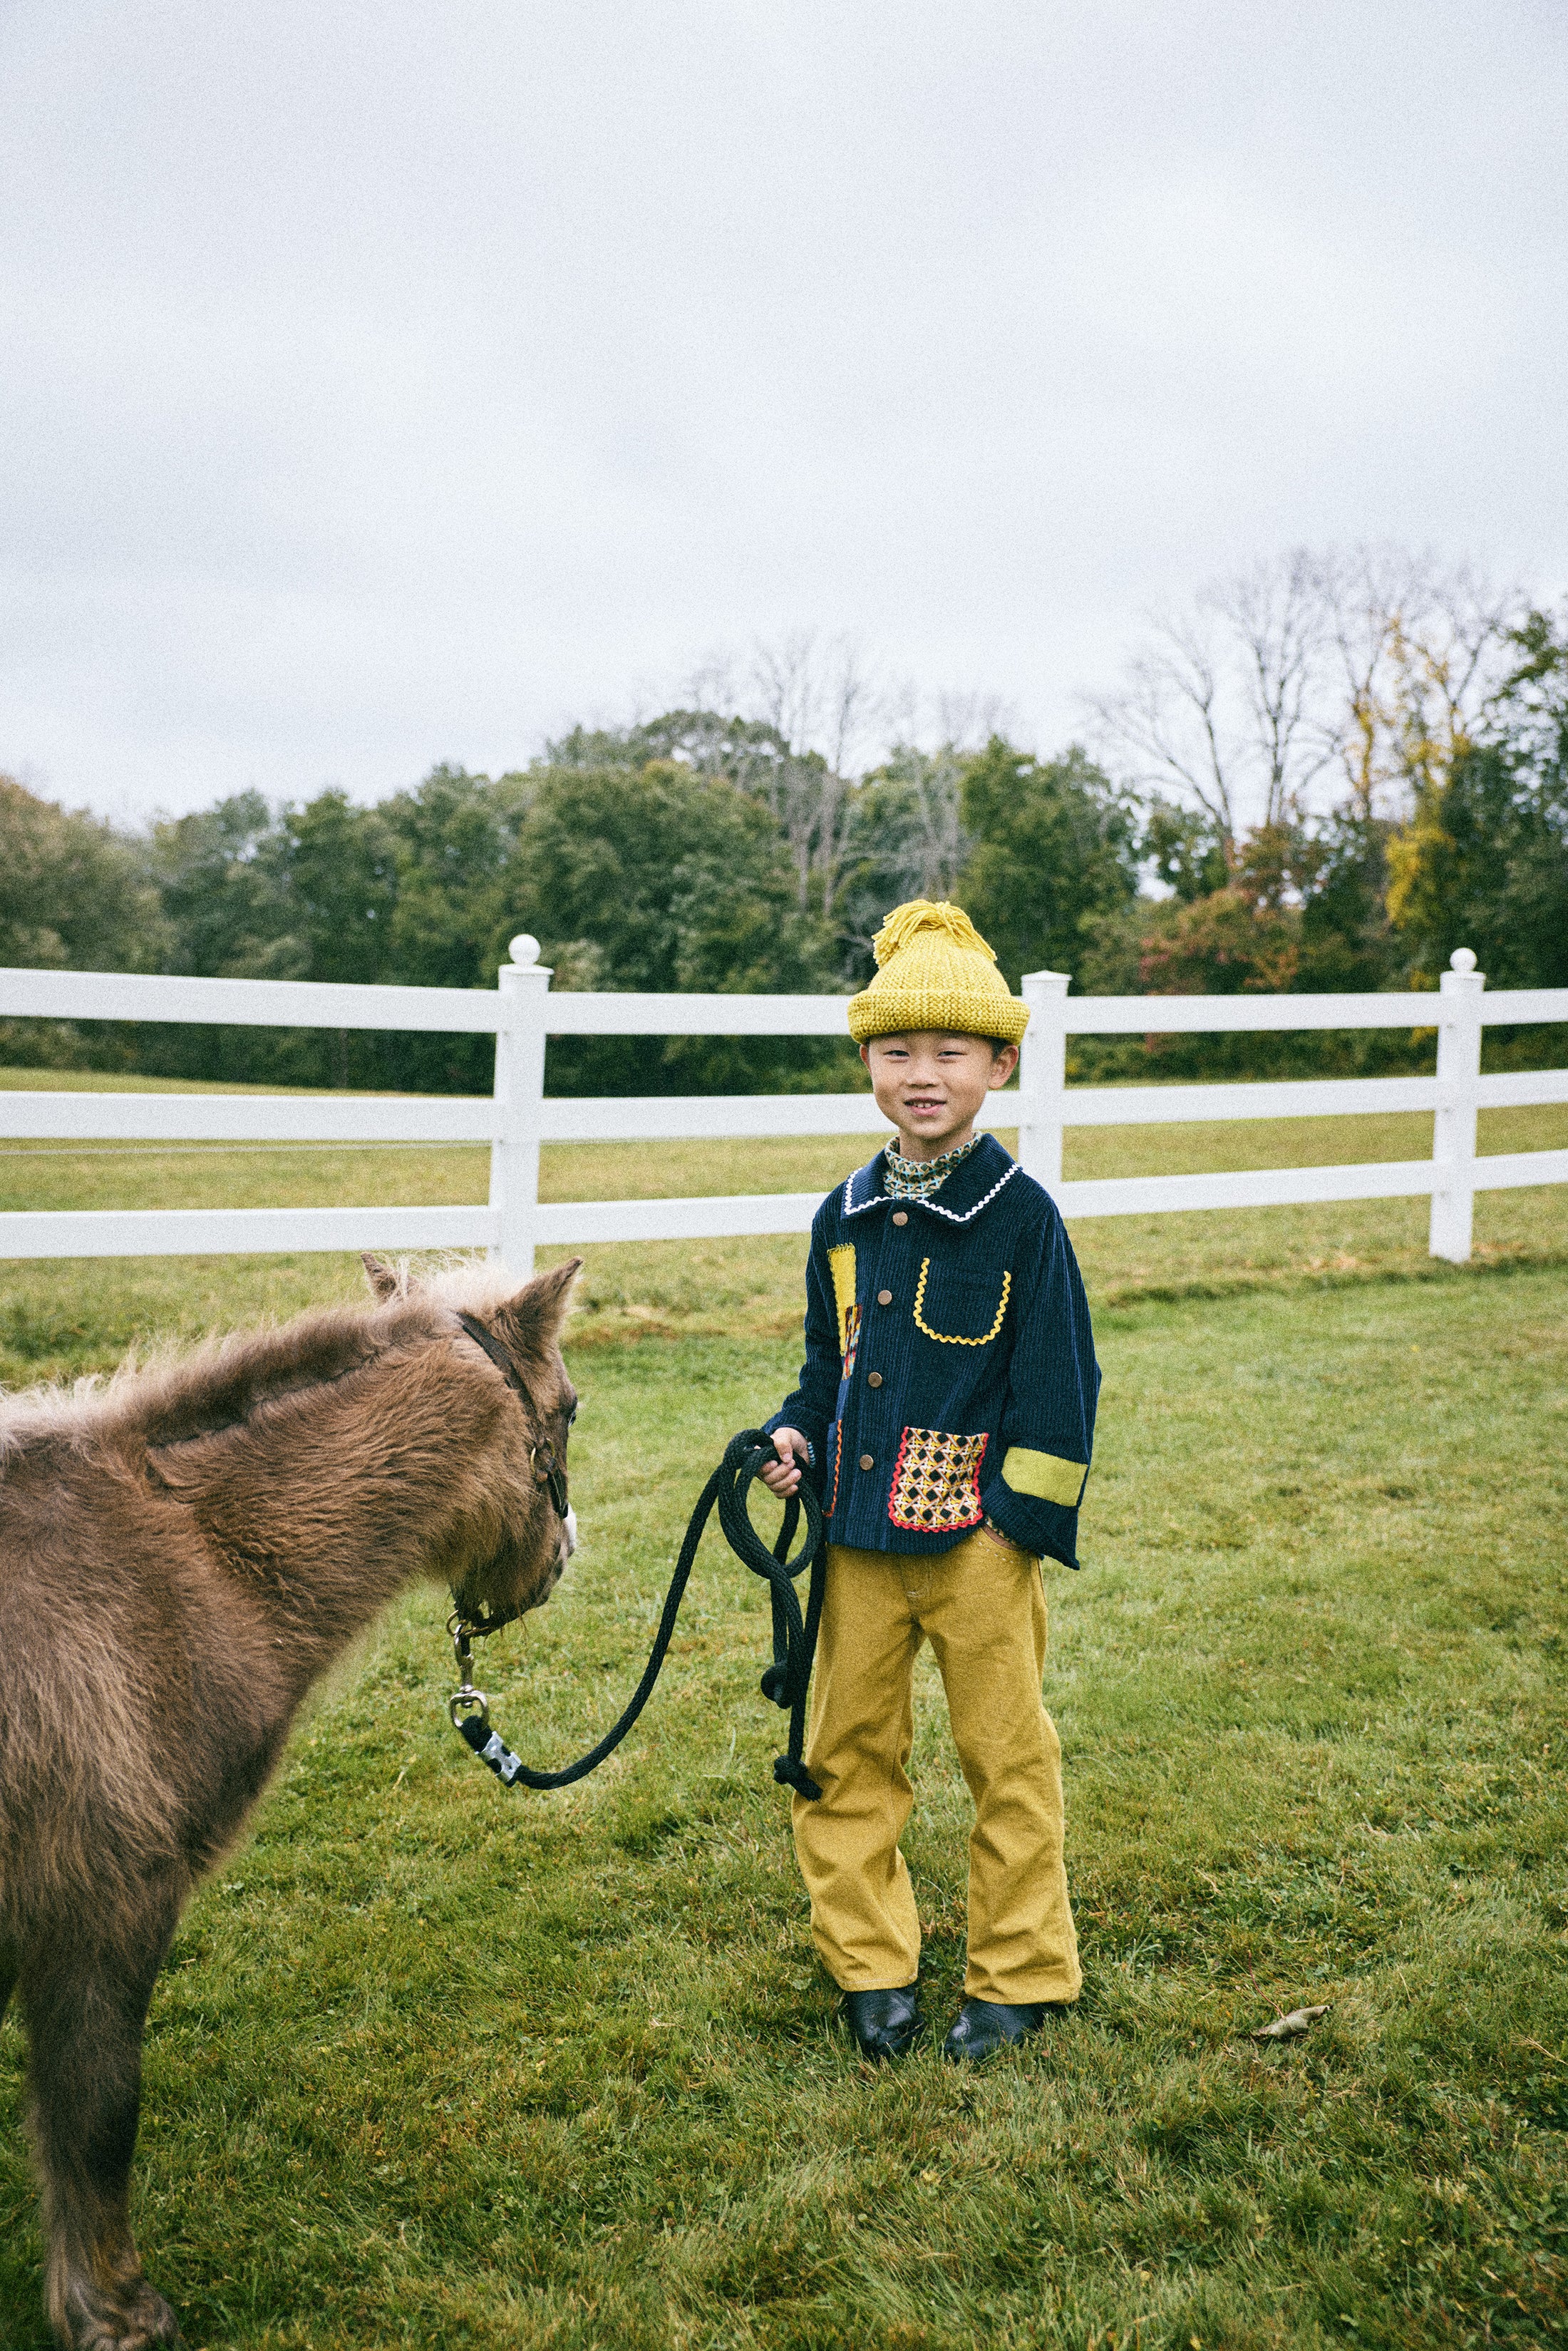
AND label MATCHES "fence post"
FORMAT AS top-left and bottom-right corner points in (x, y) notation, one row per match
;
(1016, 970), (1071, 1193)
(490, 935), (552, 1272)
(1428, 946), (1485, 1264)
